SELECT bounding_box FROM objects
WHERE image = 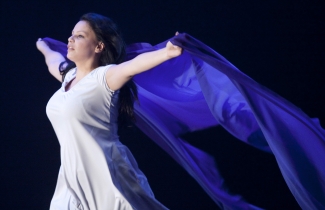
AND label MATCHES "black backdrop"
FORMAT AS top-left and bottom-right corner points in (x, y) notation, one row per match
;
(1, 0), (324, 209)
